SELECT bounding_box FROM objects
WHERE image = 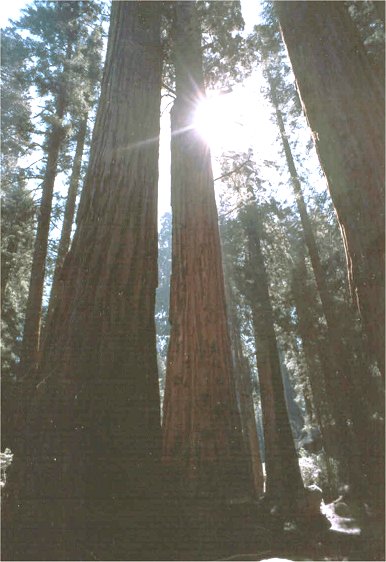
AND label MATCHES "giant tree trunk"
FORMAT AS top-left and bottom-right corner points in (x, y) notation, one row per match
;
(45, 115), (88, 329)
(276, 1), (385, 379)
(241, 203), (304, 510)
(2, 4), (162, 560)
(162, 1), (249, 500)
